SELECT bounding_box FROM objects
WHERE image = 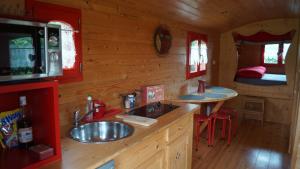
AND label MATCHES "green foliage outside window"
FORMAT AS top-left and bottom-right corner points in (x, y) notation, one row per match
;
(9, 37), (33, 48)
